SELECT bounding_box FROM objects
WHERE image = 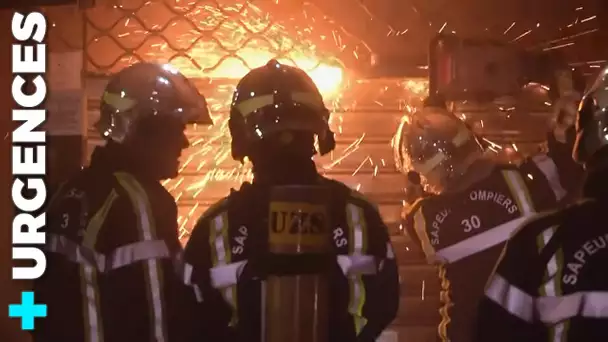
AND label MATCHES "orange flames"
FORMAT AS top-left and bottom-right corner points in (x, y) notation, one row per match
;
(58, 0), (428, 238)
(85, 1), (356, 97)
